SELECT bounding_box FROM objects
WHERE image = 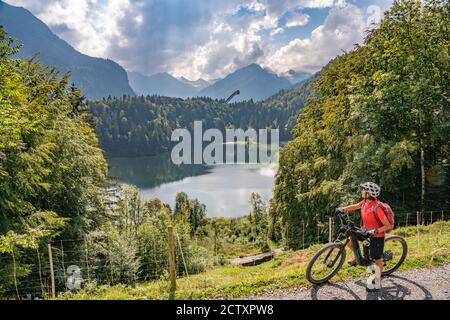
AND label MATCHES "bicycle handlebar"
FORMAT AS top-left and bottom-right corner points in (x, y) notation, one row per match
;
(335, 212), (367, 236)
